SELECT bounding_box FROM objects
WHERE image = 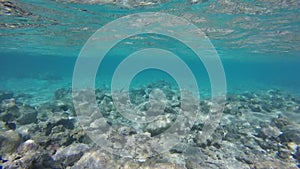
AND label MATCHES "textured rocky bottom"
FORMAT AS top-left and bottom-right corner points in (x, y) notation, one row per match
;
(0, 81), (299, 169)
